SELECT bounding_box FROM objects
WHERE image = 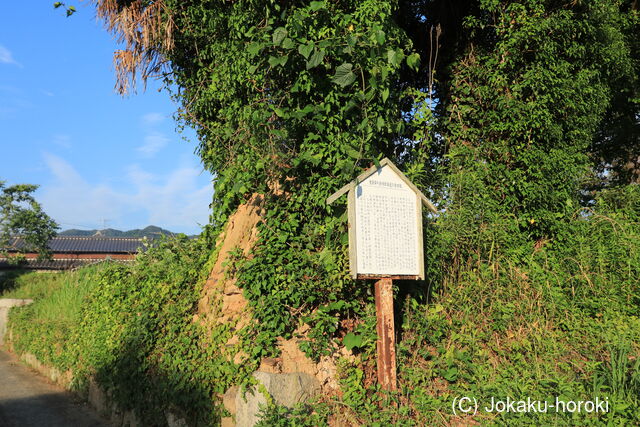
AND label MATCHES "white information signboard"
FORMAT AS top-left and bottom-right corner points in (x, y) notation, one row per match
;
(354, 165), (421, 276)
(326, 158), (436, 280)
